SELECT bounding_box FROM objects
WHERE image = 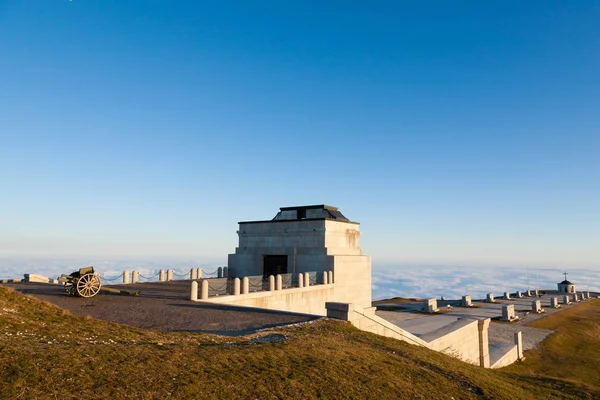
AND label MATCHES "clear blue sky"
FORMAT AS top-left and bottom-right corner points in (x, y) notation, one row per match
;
(1, 1), (598, 267)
